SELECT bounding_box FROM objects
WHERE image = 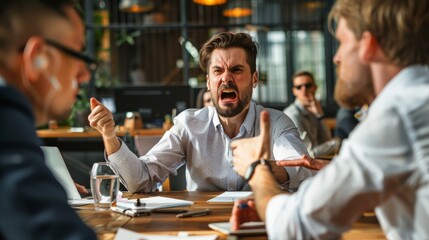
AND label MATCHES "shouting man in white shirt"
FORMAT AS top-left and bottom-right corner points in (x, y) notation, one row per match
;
(88, 32), (315, 192)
